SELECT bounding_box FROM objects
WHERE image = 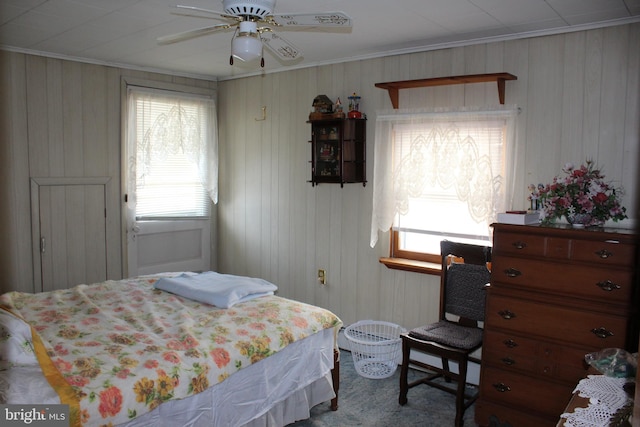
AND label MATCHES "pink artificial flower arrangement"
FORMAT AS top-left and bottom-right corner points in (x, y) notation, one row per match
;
(538, 160), (627, 226)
